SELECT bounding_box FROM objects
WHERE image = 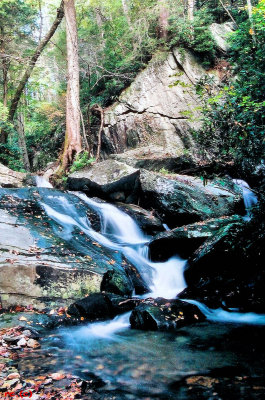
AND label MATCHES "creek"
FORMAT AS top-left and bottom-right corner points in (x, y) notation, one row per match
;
(2, 178), (265, 399)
